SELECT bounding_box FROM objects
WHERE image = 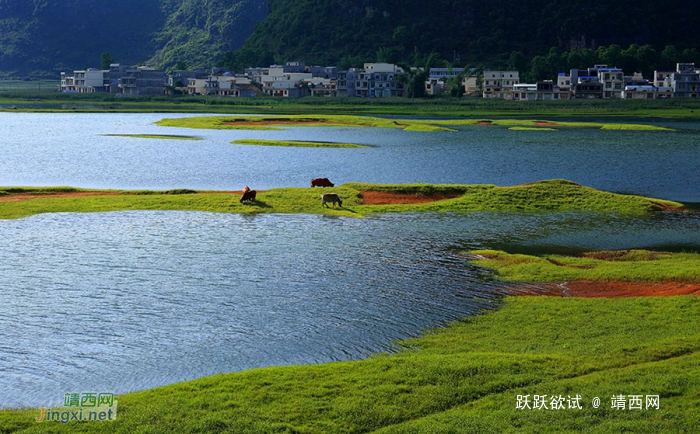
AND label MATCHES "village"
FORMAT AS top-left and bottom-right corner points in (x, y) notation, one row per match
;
(59, 60), (700, 100)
